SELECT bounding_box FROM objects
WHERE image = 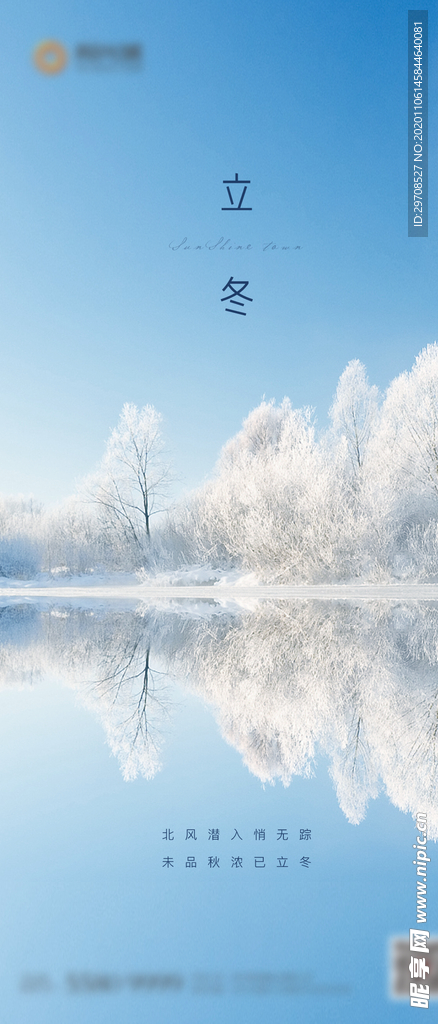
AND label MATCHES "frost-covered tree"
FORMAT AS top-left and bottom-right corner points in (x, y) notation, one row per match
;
(6, 346), (438, 582)
(329, 359), (379, 472)
(88, 403), (170, 551)
(170, 397), (368, 582)
(0, 495), (44, 578)
(374, 343), (438, 499)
